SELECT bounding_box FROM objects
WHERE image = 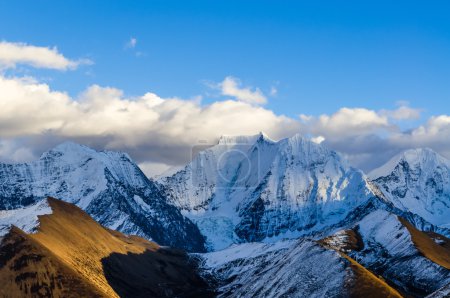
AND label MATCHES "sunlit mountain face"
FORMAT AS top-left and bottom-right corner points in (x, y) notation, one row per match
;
(0, 137), (449, 297)
(0, 198), (213, 297)
(2, 1), (450, 296)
